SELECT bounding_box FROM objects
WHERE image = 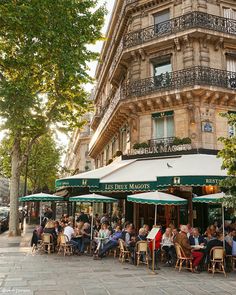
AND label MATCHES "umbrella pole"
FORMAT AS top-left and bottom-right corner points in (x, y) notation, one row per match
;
(222, 203), (225, 249)
(39, 201), (42, 225)
(154, 205), (157, 225)
(90, 203), (94, 241)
